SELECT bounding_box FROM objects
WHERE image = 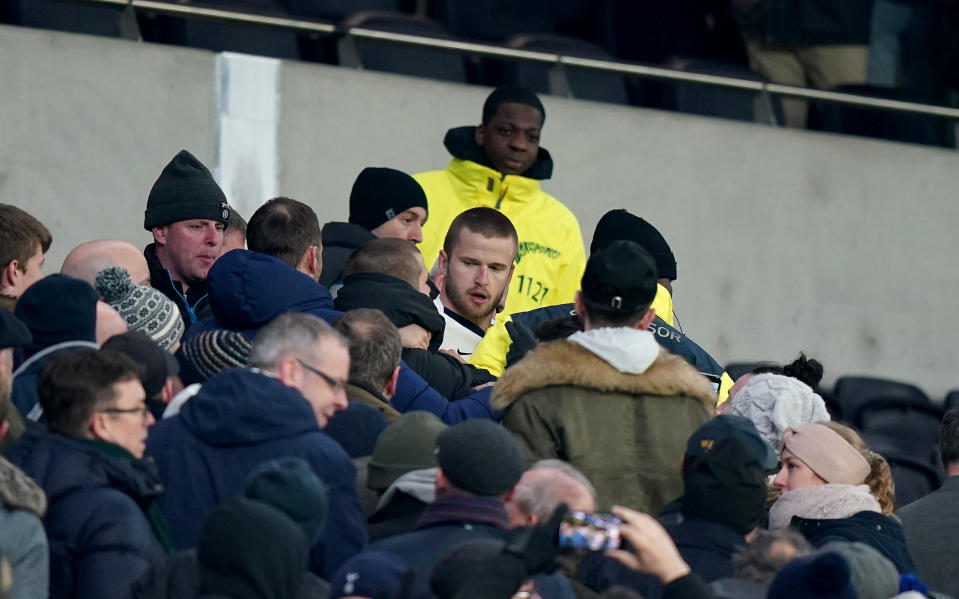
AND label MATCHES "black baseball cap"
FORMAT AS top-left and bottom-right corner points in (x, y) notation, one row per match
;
(581, 240), (658, 312)
(685, 415), (778, 472)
